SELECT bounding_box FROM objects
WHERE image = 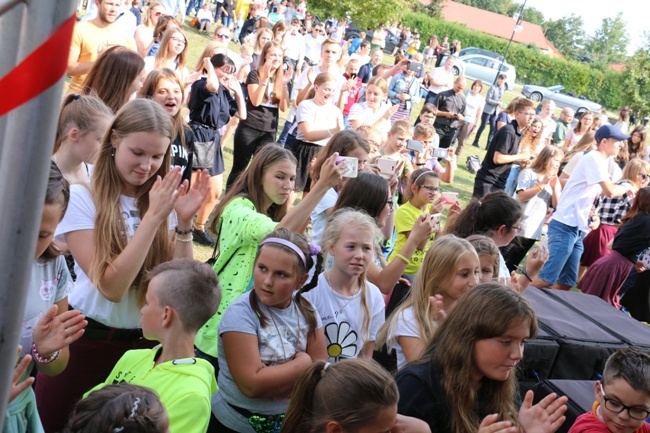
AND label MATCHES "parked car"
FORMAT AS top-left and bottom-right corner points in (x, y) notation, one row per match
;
(447, 54), (516, 90)
(458, 47), (503, 61)
(521, 84), (601, 113)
